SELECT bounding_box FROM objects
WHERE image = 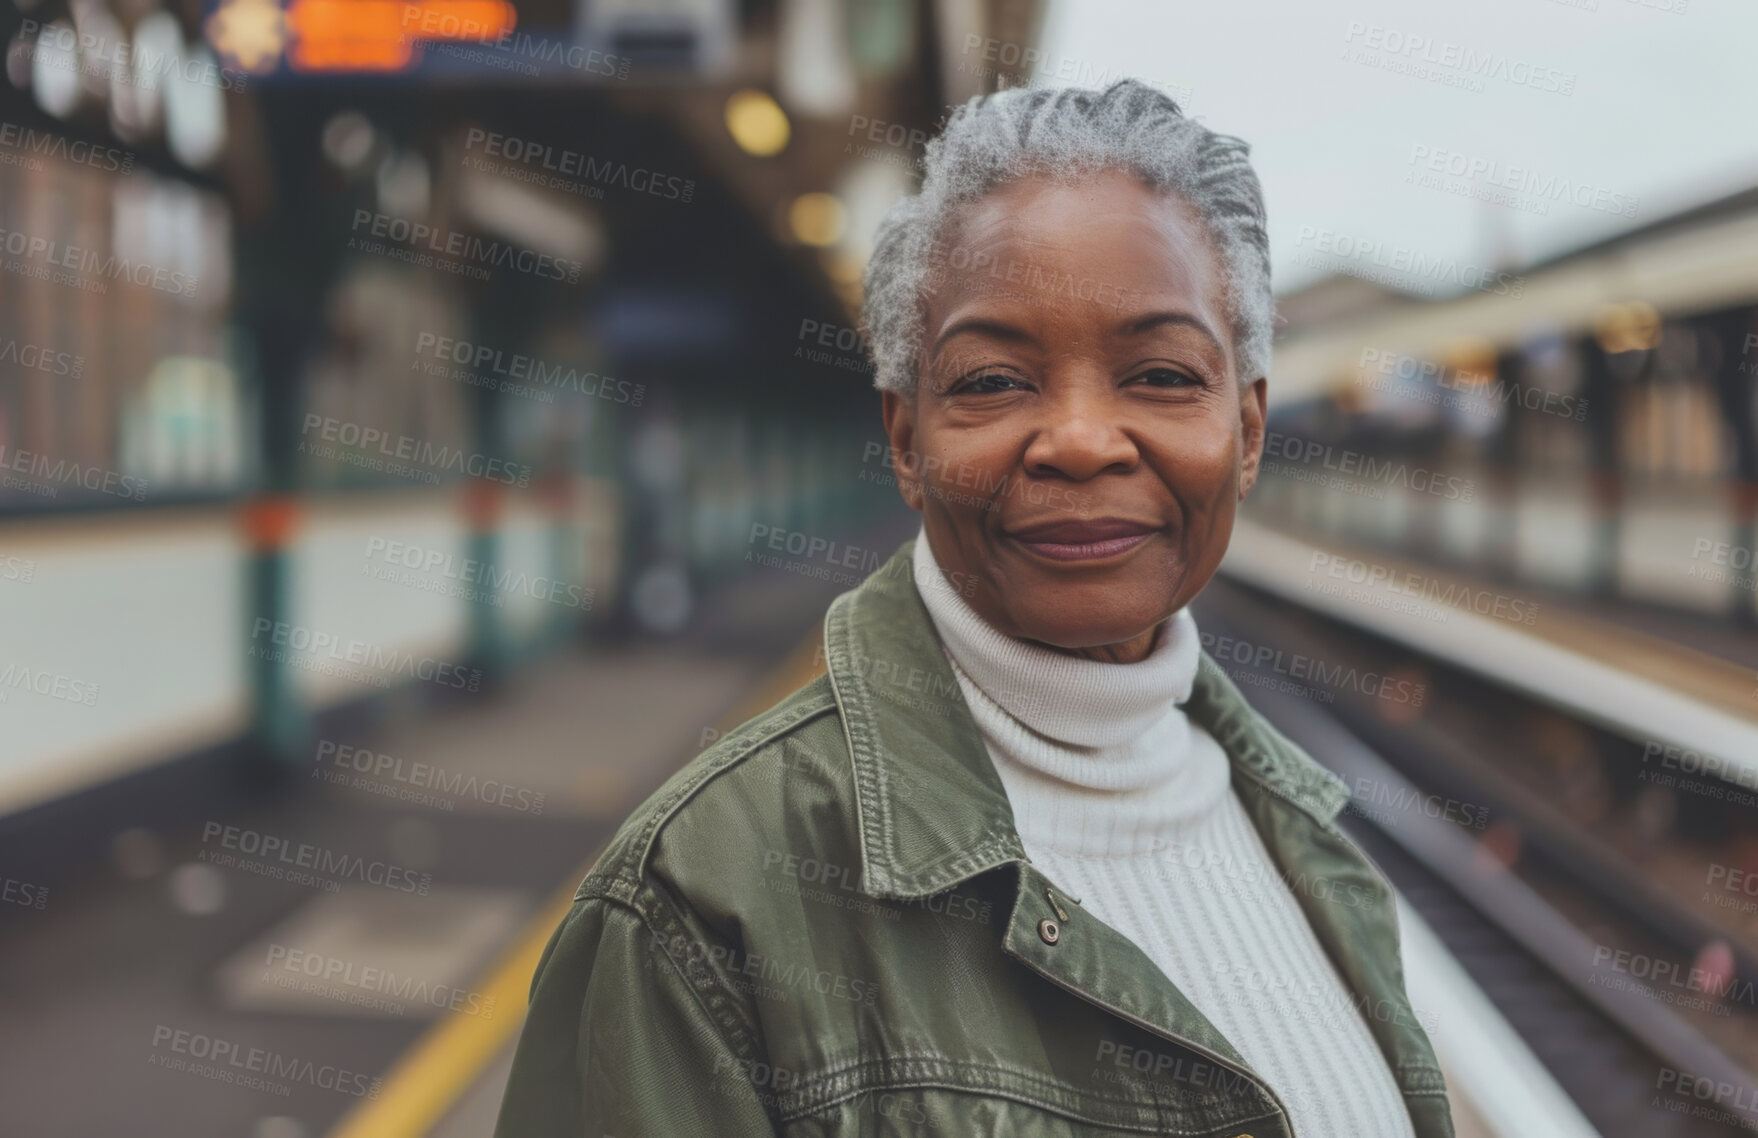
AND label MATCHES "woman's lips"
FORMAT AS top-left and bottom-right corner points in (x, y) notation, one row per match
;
(1013, 533), (1153, 561)
(1005, 521), (1159, 563)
